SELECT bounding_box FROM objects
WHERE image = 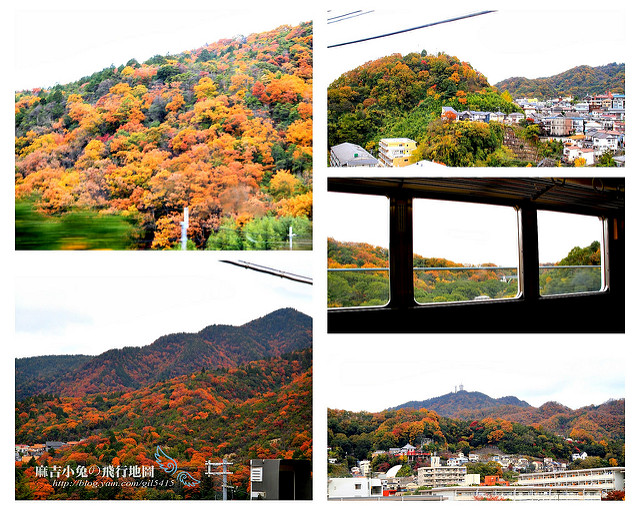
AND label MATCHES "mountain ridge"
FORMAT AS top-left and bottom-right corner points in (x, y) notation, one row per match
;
(387, 390), (624, 441)
(494, 62), (625, 99)
(388, 390), (530, 415)
(15, 307), (311, 399)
